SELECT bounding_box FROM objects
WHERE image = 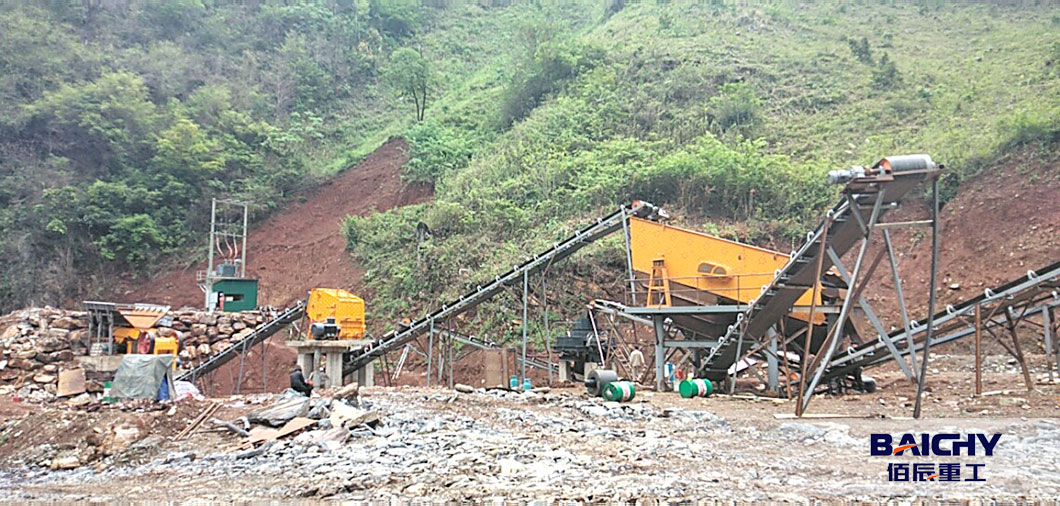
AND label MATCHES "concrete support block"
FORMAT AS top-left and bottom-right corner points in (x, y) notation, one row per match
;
(357, 361), (374, 387)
